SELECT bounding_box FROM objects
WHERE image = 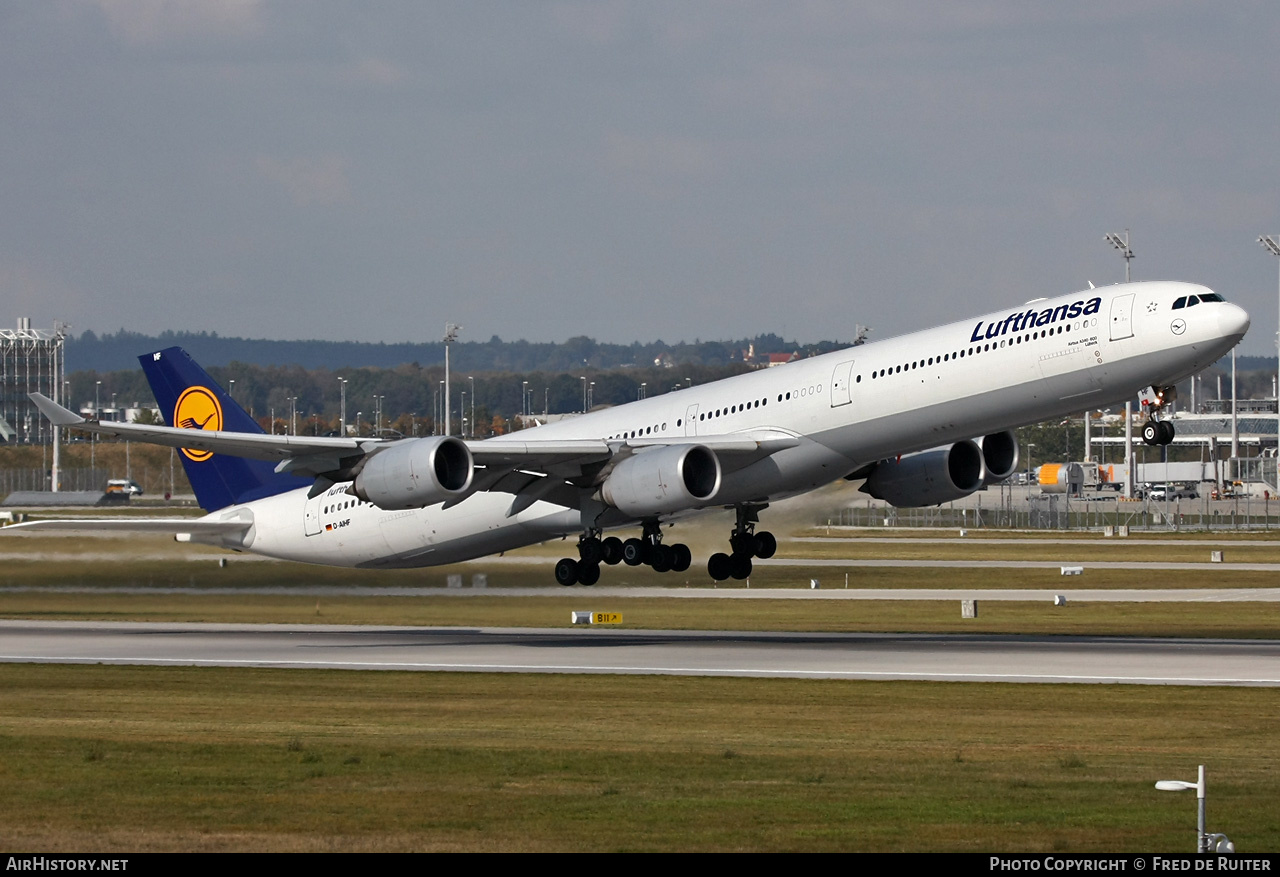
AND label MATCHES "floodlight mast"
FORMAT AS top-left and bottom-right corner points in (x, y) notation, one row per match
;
(1105, 229), (1134, 282)
(444, 323), (461, 436)
(1105, 230), (1135, 497)
(1259, 235), (1280, 422)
